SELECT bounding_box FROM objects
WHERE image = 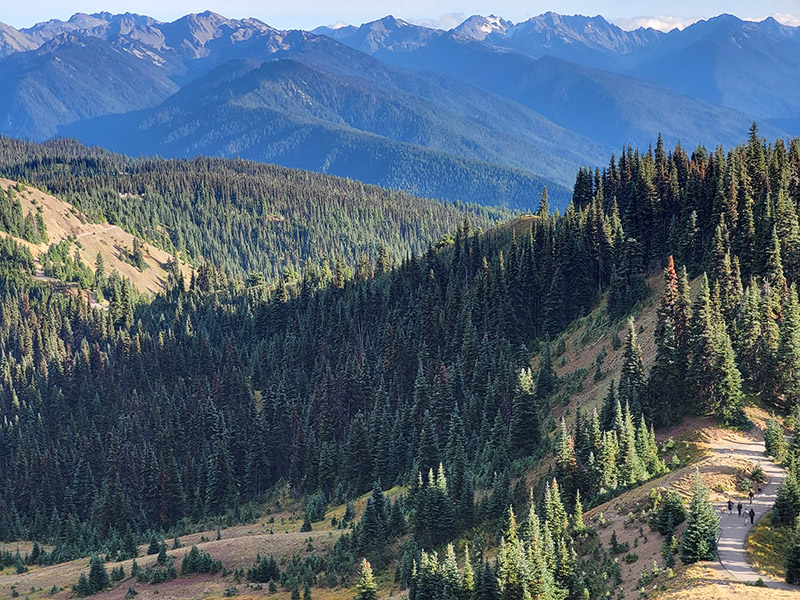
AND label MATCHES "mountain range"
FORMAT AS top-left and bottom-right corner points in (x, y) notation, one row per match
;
(0, 10), (798, 210)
